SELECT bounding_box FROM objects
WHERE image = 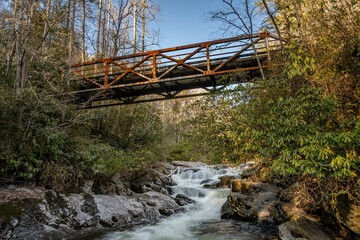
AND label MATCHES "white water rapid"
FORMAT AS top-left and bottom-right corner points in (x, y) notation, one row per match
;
(95, 165), (269, 240)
